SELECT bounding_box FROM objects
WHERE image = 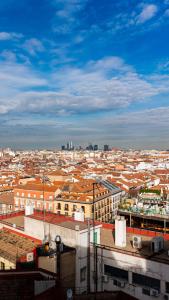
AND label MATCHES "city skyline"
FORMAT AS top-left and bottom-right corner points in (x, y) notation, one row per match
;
(0, 0), (169, 148)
